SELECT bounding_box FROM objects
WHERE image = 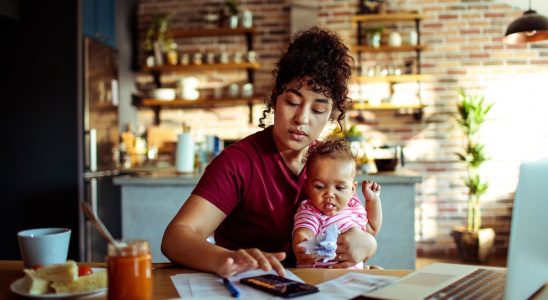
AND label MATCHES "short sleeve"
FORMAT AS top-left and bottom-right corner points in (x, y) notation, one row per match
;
(192, 147), (249, 215)
(293, 200), (322, 235)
